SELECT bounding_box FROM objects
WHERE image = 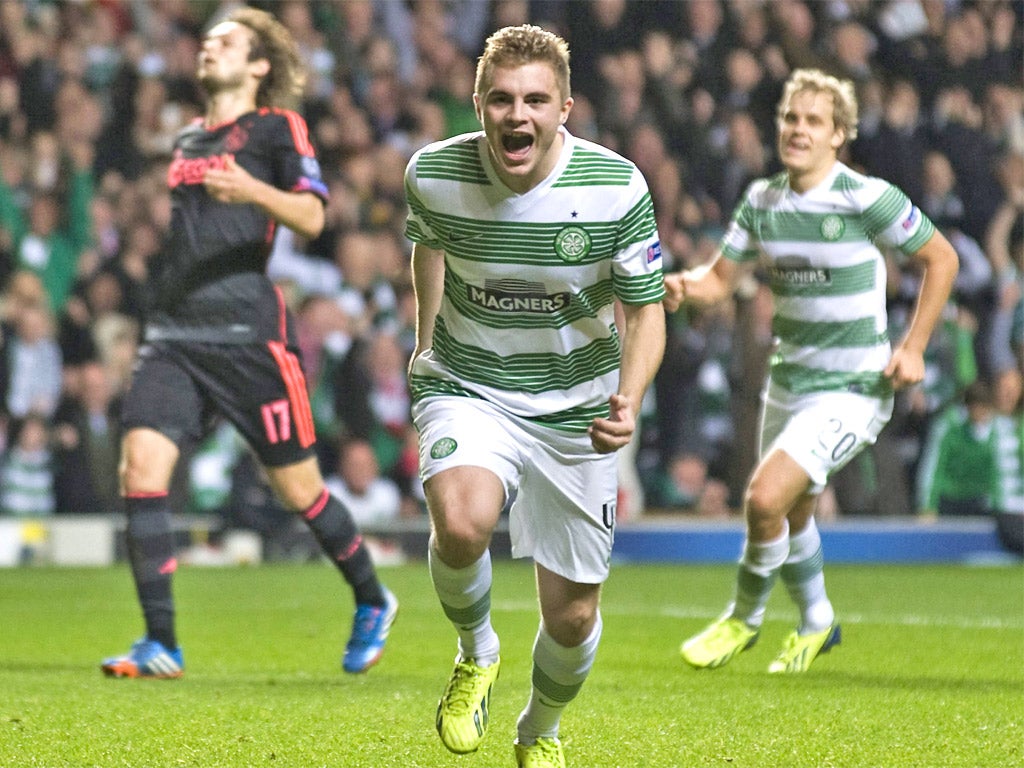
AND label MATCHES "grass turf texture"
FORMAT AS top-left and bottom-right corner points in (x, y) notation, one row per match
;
(0, 562), (1020, 767)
